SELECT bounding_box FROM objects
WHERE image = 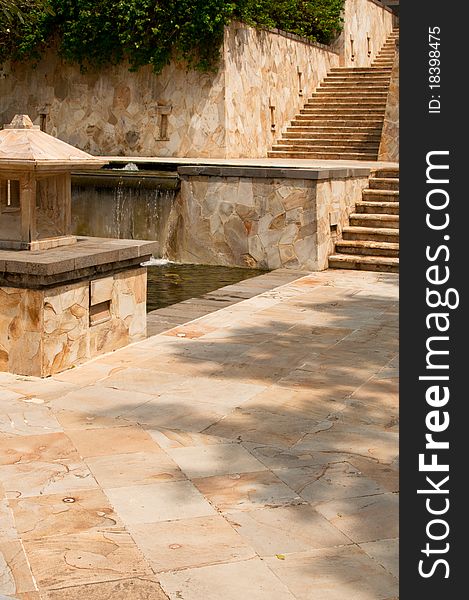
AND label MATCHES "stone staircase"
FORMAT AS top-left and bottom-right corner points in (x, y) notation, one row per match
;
(268, 28), (399, 160)
(328, 167), (399, 272)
